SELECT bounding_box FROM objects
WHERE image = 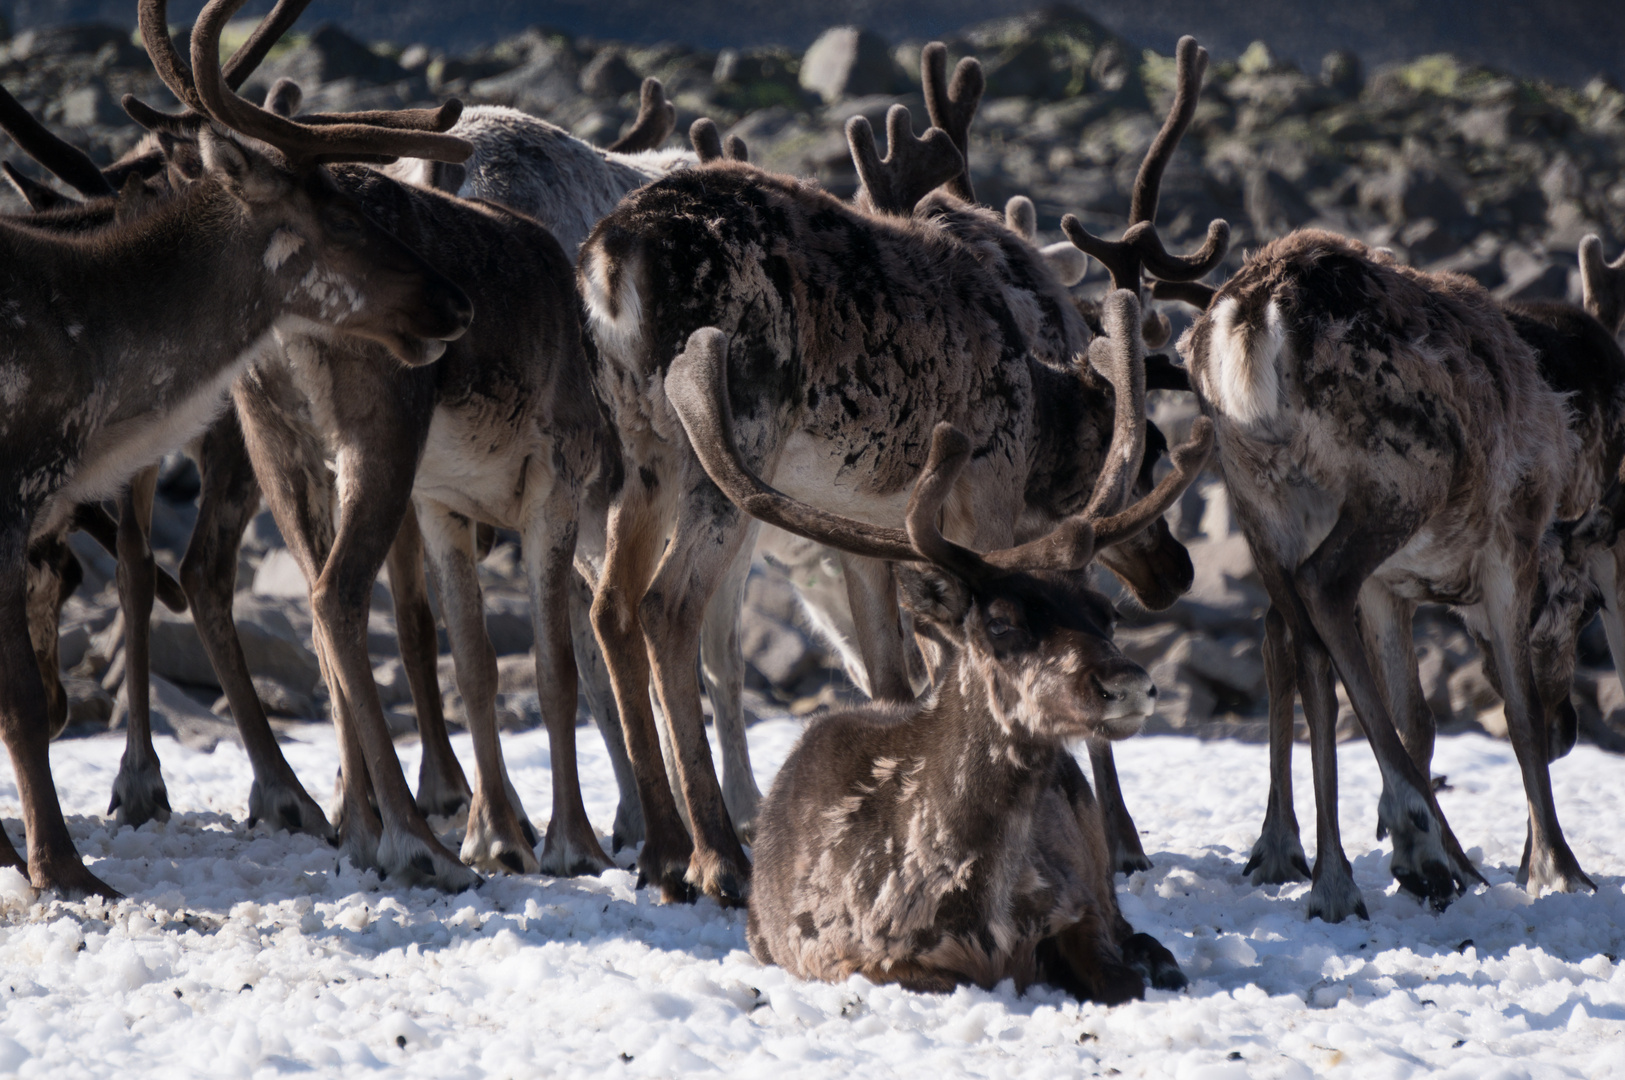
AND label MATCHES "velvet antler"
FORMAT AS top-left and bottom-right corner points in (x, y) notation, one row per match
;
(920, 42), (984, 204)
(608, 78), (677, 153)
(847, 105), (964, 216)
